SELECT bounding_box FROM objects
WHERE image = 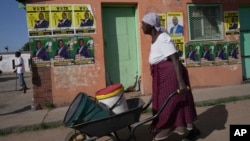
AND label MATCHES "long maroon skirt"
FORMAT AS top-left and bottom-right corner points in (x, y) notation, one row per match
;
(150, 60), (197, 131)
